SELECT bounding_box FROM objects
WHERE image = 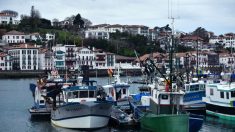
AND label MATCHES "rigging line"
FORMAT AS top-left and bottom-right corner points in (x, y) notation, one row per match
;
(168, 0), (170, 18)
(177, 0), (179, 19)
(171, 0), (173, 18)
